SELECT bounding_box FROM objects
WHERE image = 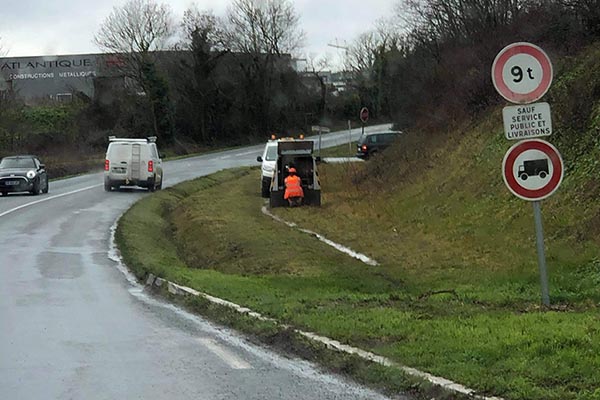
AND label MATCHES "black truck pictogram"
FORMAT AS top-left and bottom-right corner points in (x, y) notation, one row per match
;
(518, 158), (549, 180)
